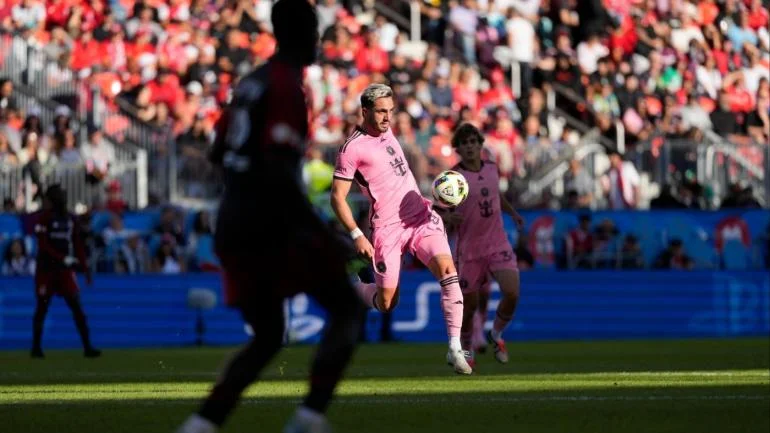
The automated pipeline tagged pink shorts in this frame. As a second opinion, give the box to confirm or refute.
[372,211,451,288]
[458,248,518,294]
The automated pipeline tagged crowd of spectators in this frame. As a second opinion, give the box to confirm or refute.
[0,0,768,212]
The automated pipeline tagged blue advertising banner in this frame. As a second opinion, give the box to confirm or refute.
[1,271,768,350]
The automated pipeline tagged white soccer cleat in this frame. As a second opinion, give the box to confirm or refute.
[446,349,473,375]
[175,414,217,433]
[283,407,332,433]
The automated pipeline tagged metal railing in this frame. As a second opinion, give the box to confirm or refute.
[1,159,146,212]
[0,30,162,206]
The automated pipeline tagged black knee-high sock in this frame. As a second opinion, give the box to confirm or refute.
[198,305,284,426]
[65,296,92,350]
[32,297,51,349]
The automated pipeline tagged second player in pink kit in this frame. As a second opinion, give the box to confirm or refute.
[331,84,473,375]
[440,123,524,367]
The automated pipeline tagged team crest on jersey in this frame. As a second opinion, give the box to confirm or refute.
[481,187,489,197]
[376,261,387,273]
[390,157,407,176]
[386,146,395,155]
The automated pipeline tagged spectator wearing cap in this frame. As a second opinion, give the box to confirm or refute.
[601,150,640,210]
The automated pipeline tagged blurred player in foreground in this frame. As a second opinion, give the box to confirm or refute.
[438,123,524,368]
[31,184,100,359]
[176,1,365,432]
[331,84,472,375]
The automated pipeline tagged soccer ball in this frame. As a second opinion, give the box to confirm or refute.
[432,170,469,208]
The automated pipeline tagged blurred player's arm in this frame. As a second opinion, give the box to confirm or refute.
[72,219,93,284]
[500,192,524,228]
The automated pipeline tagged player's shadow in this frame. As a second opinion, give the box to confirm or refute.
[3,385,768,433]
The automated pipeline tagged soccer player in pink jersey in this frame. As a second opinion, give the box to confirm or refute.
[439,123,524,367]
[331,84,472,375]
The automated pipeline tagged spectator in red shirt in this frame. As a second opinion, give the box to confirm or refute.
[355,31,389,74]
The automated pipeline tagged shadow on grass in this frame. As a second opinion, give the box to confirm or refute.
[1,385,768,433]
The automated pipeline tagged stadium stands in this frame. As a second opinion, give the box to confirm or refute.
[0,0,768,274]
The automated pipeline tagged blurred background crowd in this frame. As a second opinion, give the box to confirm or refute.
[0,0,768,274]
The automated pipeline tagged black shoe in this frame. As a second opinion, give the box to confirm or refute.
[31,347,45,359]
[84,348,102,358]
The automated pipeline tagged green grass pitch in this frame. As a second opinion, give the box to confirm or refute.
[1,338,768,433]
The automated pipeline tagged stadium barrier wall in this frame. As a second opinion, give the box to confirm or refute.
[0,271,768,350]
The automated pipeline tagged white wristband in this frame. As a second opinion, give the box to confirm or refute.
[350,227,364,240]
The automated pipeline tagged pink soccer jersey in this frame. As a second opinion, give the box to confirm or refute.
[334,127,431,228]
[453,161,510,261]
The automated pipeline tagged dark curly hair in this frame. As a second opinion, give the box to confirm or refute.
[451,123,485,148]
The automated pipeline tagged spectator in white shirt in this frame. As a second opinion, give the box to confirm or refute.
[506,6,535,98]
[602,151,640,210]
[81,125,115,184]
[577,32,609,75]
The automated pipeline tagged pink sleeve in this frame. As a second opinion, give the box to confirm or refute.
[334,144,358,180]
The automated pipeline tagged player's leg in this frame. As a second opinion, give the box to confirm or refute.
[457,259,485,366]
[60,271,100,357]
[486,253,520,364]
[181,299,284,432]
[411,214,471,374]
[178,261,286,433]
[473,277,491,354]
[287,271,365,431]
[359,226,403,313]
[31,290,52,358]
[62,293,101,357]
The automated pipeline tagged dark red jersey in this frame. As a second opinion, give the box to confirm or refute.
[33,210,88,274]
[209,58,334,252]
